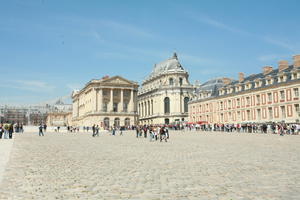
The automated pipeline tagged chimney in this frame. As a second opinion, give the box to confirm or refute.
[222,77,231,85]
[278,60,289,72]
[293,54,300,68]
[262,66,273,75]
[238,72,244,82]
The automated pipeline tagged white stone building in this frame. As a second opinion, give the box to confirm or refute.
[138,53,194,125]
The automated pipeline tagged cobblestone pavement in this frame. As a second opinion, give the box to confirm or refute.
[0,139,14,184]
[0,131,299,200]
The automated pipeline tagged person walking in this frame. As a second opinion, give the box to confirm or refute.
[95,125,99,137]
[43,124,47,132]
[92,124,96,137]
[3,123,9,139]
[0,124,3,139]
[136,126,140,138]
[39,124,44,136]
[8,123,14,139]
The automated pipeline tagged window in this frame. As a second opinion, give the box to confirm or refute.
[255,81,261,88]
[267,93,272,102]
[123,103,128,112]
[257,109,261,120]
[228,100,231,109]
[247,110,251,120]
[220,101,223,110]
[104,117,110,128]
[184,97,189,113]
[246,97,250,105]
[124,118,130,126]
[266,79,273,86]
[103,103,108,112]
[169,78,174,86]
[294,88,299,97]
[280,106,286,118]
[295,104,299,114]
[256,95,260,104]
[179,78,183,86]
[113,103,118,112]
[164,97,170,114]
[268,107,273,119]
[237,98,240,107]
[280,90,285,100]
[114,118,120,127]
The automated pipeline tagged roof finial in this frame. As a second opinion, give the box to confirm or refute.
[172,52,178,60]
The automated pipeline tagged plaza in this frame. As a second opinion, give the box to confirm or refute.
[0,130,299,200]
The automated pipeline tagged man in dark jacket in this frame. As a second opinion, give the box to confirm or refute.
[8,123,14,139]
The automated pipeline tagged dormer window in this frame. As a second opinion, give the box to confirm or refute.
[291,72,299,80]
[254,80,262,88]
[265,78,273,86]
[245,82,252,90]
[235,85,242,92]
[278,76,284,83]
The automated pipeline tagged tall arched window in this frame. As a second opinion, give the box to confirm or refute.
[184,97,189,113]
[104,117,110,129]
[114,118,120,127]
[169,78,174,86]
[164,97,170,114]
[124,118,130,126]
[179,77,183,86]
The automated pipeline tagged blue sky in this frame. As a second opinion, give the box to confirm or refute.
[1,0,300,105]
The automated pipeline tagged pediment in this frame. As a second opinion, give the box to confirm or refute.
[101,76,135,85]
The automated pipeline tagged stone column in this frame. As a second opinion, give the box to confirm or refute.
[95,88,98,112]
[108,89,113,112]
[119,89,124,112]
[99,89,103,112]
[129,89,134,113]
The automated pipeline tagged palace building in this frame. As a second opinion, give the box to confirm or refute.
[138,53,194,125]
[72,76,138,128]
[189,55,300,124]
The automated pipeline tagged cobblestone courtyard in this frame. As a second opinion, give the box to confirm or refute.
[0,131,299,200]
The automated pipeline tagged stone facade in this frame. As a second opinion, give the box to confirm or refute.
[46,112,72,126]
[72,76,138,128]
[138,53,194,125]
[189,55,300,124]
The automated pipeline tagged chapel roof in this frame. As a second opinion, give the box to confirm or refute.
[144,53,187,82]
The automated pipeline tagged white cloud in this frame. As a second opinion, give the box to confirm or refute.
[263,37,296,52]
[188,14,297,52]
[0,80,55,92]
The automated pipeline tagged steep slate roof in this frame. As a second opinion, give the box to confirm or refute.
[144,53,187,82]
[193,65,298,102]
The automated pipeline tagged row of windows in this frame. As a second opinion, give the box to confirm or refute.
[169,77,183,86]
[103,117,131,128]
[139,97,190,117]
[192,104,299,122]
[217,88,299,111]
[219,72,300,95]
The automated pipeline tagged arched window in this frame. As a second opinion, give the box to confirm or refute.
[124,118,130,126]
[184,97,189,113]
[164,97,170,114]
[169,78,174,86]
[104,117,110,129]
[114,118,120,127]
[179,77,183,86]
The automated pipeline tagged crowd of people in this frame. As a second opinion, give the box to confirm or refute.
[135,125,169,142]
[0,123,23,139]
[183,122,300,136]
